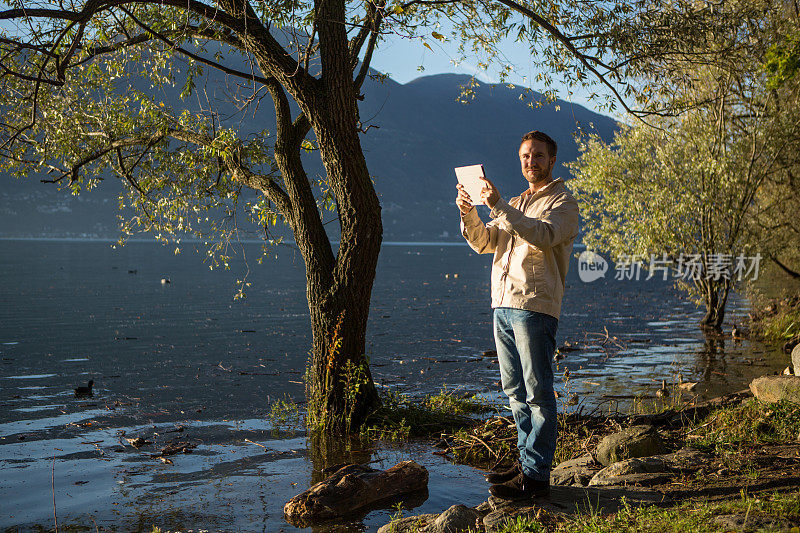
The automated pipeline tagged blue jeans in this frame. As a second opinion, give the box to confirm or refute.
[493,307,558,482]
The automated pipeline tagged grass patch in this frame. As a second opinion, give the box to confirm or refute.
[554,412,611,465]
[757,306,800,344]
[424,387,492,415]
[266,396,304,430]
[493,492,800,532]
[748,291,800,345]
[436,411,613,469]
[448,416,517,465]
[687,398,800,456]
[361,388,488,440]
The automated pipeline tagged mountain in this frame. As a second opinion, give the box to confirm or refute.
[0,62,618,240]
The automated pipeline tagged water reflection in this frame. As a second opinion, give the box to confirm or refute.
[301,432,430,532]
[309,432,375,484]
[699,332,728,384]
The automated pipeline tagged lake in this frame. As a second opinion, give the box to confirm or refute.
[0,240,786,531]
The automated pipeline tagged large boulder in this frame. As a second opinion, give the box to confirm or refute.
[550,454,601,486]
[595,425,668,466]
[792,343,800,375]
[749,375,800,404]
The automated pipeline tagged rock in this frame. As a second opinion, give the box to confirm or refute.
[588,457,670,486]
[657,448,713,472]
[550,454,601,486]
[588,447,712,487]
[749,375,800,404]
[482,485,665,530]
[589,472,675,487]
[793,343,800,375]
[379,513,439,533]
[428,505,484,533]
[483,502,541,531]
[378,505,485,533]
[284,461,428,525]
[594,456,668,476]
[595,425,668,466]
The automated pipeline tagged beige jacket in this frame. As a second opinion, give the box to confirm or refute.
[460,179,579,319]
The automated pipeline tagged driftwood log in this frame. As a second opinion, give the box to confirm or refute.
[283,460,428,525]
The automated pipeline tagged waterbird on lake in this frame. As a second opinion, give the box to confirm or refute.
[74,380,94,397]
[732,324,747,341]
[160,277,171,284]
[655,379,670,398]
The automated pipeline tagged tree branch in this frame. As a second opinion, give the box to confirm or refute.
[492,0,639,118]
[116,8,271,86]
[771,256,800,279]
[353,28,380,92]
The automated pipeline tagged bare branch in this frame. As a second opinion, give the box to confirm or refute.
[354,28,379,92]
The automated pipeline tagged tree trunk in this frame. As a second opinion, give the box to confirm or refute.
[271,93,382,433]
[244,0,382,433]
[292,0,384,433]
[305,275,382,432]
[698,277,731,330]
[302,118,383,431]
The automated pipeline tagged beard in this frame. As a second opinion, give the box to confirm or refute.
[526,162,552,184]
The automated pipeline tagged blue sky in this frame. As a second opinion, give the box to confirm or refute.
[370,29,614,116]
[0,7,613,117]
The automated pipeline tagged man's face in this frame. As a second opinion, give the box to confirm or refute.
[519,139,556,187]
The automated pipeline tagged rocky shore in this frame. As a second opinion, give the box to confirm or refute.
[285,365,800,532]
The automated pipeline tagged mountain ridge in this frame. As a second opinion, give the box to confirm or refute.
[0,67,618,240]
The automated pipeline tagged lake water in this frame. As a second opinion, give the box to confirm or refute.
[0,240,787,531]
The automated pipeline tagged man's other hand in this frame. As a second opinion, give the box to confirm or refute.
[480,177,501,209]
[456,184,474,214]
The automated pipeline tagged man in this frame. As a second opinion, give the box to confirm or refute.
[456,130,579,499]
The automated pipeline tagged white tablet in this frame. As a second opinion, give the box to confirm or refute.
[454,164,486,206]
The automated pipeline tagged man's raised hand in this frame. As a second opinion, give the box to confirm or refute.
[480,177,501,209]
[456,183,474,214]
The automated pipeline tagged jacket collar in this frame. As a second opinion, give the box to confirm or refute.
[518,178,564,201]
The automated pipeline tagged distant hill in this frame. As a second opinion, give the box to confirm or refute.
[0,60,618,240]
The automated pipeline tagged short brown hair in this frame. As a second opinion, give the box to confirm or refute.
[520,131,557,158]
